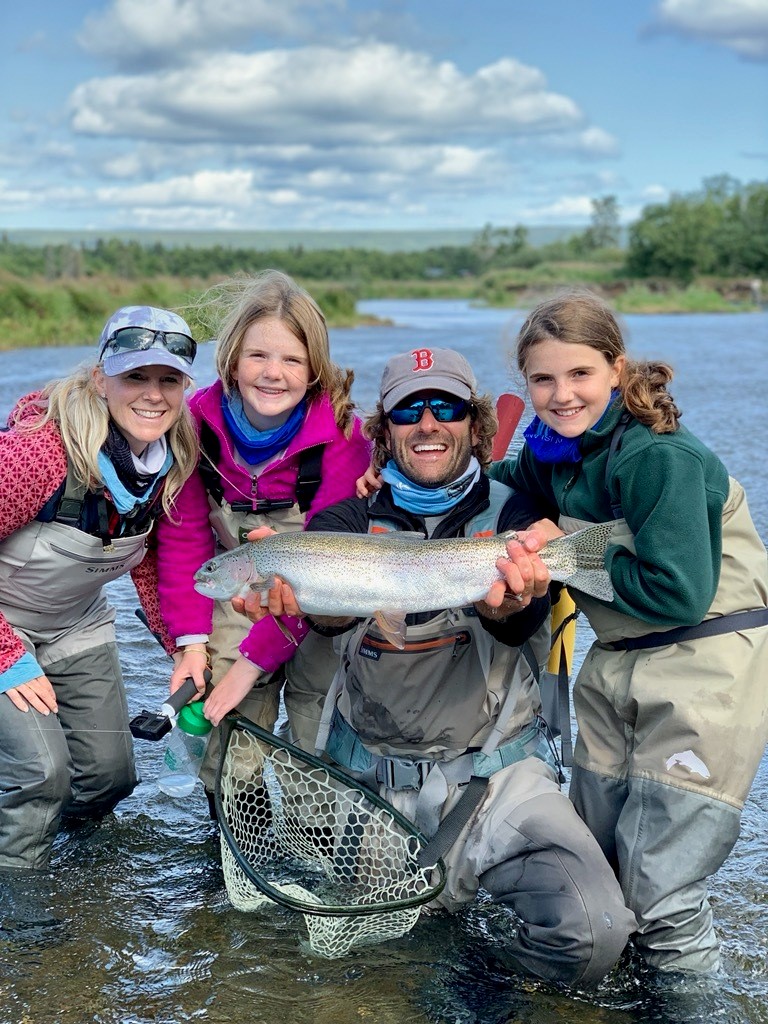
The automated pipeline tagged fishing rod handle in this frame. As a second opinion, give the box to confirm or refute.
[162,675,201,715]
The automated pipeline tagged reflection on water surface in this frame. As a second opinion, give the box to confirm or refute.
[1,302,766,1024]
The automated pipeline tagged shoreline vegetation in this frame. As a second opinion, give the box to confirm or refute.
[0,268,760,352]
[2,175,765,350]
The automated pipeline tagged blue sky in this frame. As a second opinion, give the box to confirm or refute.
[1,0,766,232]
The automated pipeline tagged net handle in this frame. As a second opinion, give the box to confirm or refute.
[215,715,447,917]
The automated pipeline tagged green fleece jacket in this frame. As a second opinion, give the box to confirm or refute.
[489,401,730,627]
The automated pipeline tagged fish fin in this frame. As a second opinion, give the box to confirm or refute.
[568,521,617,565]
[567,569,614,602]
[545,522,617,602]
[374,610,407,650]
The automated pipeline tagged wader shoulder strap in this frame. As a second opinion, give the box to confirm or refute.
[198,419,226,506]
[56,465,89,526]
[198,418,324,514]
[466,480,514,536]
[294,444,323,513]
[606,607,768,651]
[39,464,113,550]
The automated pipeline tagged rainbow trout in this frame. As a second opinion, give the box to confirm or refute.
[193,523,615,647]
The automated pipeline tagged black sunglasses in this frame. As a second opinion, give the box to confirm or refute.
[388,395,471,426]
[99,326,197,363]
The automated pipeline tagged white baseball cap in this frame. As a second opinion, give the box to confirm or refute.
[98,305,196,378]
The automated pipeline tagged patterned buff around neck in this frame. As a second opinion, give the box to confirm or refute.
[381,457,481,514]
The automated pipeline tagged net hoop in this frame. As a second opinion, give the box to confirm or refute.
[215,715,447,918]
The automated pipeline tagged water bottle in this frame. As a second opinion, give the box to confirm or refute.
[157,701,212,798]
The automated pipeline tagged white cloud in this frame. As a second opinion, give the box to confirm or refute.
[656,0,768,59]
[69,44,587,146]
[522,196,595,221]
[641,183,670,202]
[96,169,256,207]
[78,0,337,68]
[575,127,621,157]
[432,146,492,178]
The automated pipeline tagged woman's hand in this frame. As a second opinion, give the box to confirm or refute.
[356,464,382,499]
[203,656,261,727]
[170,647,209,697]
[4,675,57,714]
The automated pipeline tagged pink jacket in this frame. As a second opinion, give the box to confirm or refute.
[0,393,175,675]
[156,381,371,672]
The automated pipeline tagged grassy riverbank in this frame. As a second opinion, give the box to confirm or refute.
[0,265,759,350]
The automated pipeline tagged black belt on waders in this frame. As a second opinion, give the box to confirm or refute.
[603,607,768,652]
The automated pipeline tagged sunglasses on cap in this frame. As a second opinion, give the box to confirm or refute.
[388,395,471,426]
[99,326,197,363]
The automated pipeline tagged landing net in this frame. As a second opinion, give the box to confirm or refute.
[215,717,446,958]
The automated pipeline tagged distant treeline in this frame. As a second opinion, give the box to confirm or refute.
[2,176,766,287]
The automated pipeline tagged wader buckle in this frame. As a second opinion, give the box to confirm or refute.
[376,757,431,791]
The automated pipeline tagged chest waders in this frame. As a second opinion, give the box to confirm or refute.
[321,481,557,863]
[604,412,768,648]
[563,413,768,973]
[0,464,157,869]
[195,424,338,792]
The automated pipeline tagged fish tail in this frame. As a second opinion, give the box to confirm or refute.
[548,522,616,602]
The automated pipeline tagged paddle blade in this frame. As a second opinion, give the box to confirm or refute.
[492,393,526,460]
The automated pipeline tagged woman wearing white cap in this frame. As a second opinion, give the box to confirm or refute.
[0,305,199,871]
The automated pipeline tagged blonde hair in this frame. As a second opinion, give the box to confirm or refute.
[516,289,681,433]
[364,392,498,471]
[27,365,198,515]
[197,270,356,436]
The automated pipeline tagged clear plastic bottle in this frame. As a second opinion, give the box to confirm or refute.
[157,701,212,798]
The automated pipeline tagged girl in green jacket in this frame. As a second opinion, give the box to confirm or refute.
[490,289,768,976]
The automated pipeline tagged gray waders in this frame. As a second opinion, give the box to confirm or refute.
[0,519,147,870]
[561,483,768,973]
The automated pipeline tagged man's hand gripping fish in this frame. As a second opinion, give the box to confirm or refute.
[193,522,616,649]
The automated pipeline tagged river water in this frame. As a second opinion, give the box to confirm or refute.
[0,300,766,1024]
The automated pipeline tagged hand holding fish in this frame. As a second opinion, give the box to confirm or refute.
[481,535,552,614]
[525,518,566,543]
[230,526,293,623]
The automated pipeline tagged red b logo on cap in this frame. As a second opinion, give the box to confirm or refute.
[411,348,434,371]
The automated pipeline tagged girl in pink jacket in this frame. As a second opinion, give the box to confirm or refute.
[156,271,371,801]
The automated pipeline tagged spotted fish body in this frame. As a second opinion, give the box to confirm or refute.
[192,522,616,617]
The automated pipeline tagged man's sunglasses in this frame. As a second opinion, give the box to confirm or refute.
[99,327,197,363]
[388,395,471,426]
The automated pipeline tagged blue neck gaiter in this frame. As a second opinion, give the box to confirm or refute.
[221,390,306,466]
[381,457,481,514]
[523,391,620,465]
[97,446,173,515]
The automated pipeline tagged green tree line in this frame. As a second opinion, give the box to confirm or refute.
[2,175,765,286]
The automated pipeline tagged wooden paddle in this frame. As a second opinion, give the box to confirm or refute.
[492,393,526,460]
